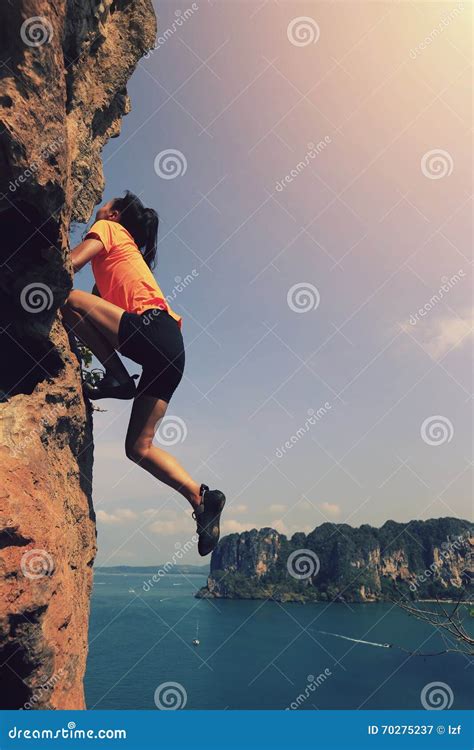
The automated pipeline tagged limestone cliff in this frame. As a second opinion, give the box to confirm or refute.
[0,0,156,709]
[197,518,473,603]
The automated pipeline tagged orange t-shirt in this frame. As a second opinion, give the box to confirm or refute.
[87,220,182,328]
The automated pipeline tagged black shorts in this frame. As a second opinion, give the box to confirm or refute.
[118,308,185,402]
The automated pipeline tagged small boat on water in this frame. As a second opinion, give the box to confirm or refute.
[192,620,200,646]
[128,588,136,593]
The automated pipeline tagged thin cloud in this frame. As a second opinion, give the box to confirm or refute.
[268,504,286,514]
[270,518,288,534]
[320,502,341,518]
[423,313,473,358]
[148,517,193,536]
[96,508,138,525]
[225,504,248,515]
[401,310,473,359]
[222,519,257,534]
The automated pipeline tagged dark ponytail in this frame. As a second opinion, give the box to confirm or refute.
[112,191,159,269]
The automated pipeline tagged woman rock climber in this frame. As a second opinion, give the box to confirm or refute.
[62,191,225,556]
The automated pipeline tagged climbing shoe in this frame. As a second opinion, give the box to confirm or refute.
[193,484,226,557]
[83,372,137,401]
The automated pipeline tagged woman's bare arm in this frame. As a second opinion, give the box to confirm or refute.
[71,238,104,272]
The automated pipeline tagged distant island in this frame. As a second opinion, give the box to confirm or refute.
[196,517,473,603]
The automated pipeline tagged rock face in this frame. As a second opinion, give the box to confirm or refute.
[209,528,282,578]
[197,518,473,603]
[0,0,156,709]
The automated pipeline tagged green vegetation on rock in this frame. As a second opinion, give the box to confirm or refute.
[196,518,472,603]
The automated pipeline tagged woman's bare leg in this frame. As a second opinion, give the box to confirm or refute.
[61,289,129,381]
[64,291,202,505]
[64,289,124,346]
[125,393,202,509]
[62,306,130,381]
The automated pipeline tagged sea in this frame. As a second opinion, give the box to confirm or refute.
[85,571,473,711]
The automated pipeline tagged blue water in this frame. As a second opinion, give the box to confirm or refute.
[85,572,473,710]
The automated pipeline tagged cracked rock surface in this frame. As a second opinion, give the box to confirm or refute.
[0,0,156,709]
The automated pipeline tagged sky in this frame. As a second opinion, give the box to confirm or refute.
[71,0,472,566]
